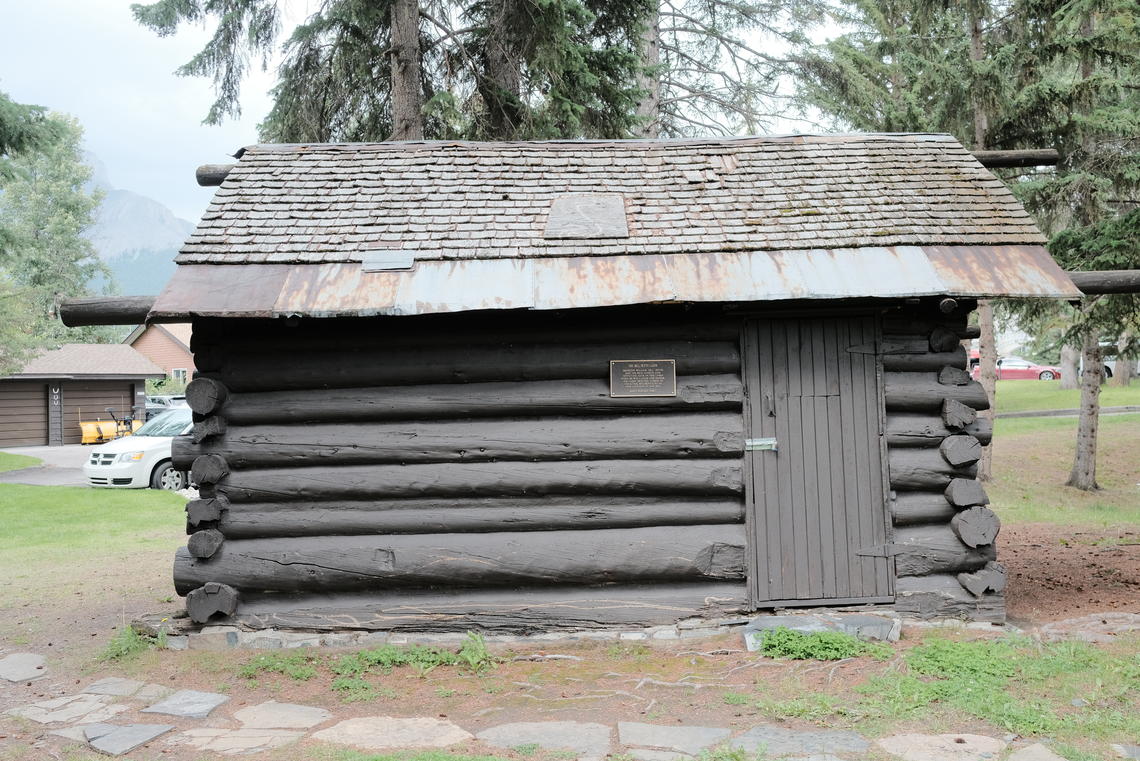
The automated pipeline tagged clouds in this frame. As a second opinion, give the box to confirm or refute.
[0,0,280,222]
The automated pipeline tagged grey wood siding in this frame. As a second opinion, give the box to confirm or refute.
[743,317,893,606]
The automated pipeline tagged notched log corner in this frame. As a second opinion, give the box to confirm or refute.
[185,582,239,624]
[188,528,226,559]
[945,477,989,507]
[192,416,227,443]
[940,435,982,467]
[191,454,229,486]
[186,496,230,527]
[942,398,978,430]
[694,542,746,579]
[186,377,229,416]
[957,561,1008,597]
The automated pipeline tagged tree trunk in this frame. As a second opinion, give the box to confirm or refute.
[1060,342,1080,389]
[976,300,997,481]
[1113,332,1134,387]
[969,14,989,149]
[1066,326,1102,490]
[634,9,661,138]
[481,0,523,138]
[389,0,423,140]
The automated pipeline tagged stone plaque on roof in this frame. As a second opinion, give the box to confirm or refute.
[544,194,629,239]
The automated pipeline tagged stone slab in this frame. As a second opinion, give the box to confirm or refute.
[1008,744,1068,761]
[1112,745,1140,760]
[49,722,117,743]
[87,723,175,756]
[478,721,612,760]
[743,613,900,651]
[84,677,144,697]
[233,700,332,729]
[730,725,869,755]
[312,716,473,750]
[877,733,1007,761]
[142,689,229,718]
[630,750,690,761]
[6,694,129,724]
[0,652,46,682]
[618,722,731,754]
[169,727,305,755]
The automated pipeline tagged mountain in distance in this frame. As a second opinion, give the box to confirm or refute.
[85,154,196,296]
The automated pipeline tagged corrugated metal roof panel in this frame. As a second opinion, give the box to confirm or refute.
[150,245,1081,320]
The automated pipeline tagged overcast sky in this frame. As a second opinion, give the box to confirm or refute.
[0,0,307,222]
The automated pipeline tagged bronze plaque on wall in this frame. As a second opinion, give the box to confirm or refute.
[609,359,677,398]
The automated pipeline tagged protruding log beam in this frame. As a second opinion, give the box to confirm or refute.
[174,413,744,469]
[889,447,978,489]
[940,435,982,467]
[938,367,972,386]
[191,454,229,487]
[186,377,228,416]
[186,496,229,527]
[188,528,225,559]
[891,525,996,576]
[216,497,745,539]
[943,398,979,429]
[885,373,990,412]
[223,582,752,632]
[929,326,961,353]
[197,374,743,426]
[58,296,155,327]
[895,574,1005,622]
[957,561,1008,597]
[196,163,236,187]
[951,506,1001,547]
[885,413,992,447]
[201,340,741,391]
[217,459,744,503]
[1066,269,1140,295]
[972,149,1059,168]
[185,582,239,623]
[174,524,748,594]
[892,492,958,526]
[882,346,967,372]
[945,477,989,507]
[882,316,970,336]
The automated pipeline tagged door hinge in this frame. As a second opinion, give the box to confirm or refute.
[745,437,778,452]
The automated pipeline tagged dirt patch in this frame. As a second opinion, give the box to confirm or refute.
[1001,522,1140,624]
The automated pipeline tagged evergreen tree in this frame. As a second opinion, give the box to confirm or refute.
[0,116,108,376]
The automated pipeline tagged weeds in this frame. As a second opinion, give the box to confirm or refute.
[330,676,397,703]
[238,652,319,681]
[99,626,156,661]
[751,627,892,660]
[332,633,498,678]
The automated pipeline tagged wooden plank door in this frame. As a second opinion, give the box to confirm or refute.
[743,317,893,606]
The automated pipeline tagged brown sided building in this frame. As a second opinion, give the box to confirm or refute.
[124,323,195,383]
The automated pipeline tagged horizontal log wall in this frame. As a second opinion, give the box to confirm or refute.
[882,299,1004,621]
[178,309,749,626]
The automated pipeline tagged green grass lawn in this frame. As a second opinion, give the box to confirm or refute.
[995,378,1140,413]
[0,484,185,606]
[0,451,42,472]
[989,413,1140,526]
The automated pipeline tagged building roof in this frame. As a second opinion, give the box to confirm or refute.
[124,323,192,350]
[6,344,165,380]
[152,135,1081,320]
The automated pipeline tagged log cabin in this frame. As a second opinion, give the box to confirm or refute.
[78,135,1084,631]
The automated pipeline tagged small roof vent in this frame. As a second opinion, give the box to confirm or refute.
[544,194,629,239]
[361,250,416,271]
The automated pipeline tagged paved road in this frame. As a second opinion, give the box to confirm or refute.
[0,444,89,487]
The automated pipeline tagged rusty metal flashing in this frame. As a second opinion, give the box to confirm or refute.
[148,245,1081,321]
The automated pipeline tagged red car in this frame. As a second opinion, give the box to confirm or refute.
[970,356,1062,380]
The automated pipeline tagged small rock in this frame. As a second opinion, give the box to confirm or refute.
[86,723,174,756]
[1008,743,1069,761]
[618,722,730,755]
[0,653,46,682]
[1070,698,1088,707]
[877,733,1006,761]
[233,700,332,729]
[478,721,612,759]
[142,689,229,719]
[313,717,473,750]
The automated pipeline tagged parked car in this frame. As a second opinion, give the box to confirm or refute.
[145,394,188,419]
[970,356,1062,380]
[83,408,192,490]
